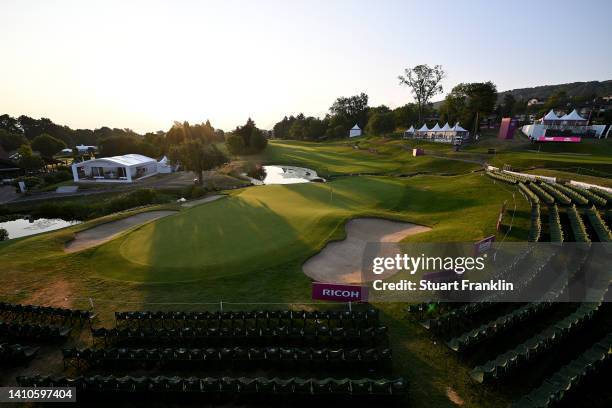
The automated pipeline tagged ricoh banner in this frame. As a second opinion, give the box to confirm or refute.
[359,242,611,303]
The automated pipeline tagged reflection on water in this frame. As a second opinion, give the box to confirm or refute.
[0,218,81,240]
[261,165,325,185]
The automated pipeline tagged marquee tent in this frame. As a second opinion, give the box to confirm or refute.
[72,154,158,183]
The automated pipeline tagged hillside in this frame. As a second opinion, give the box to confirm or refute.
[497,80,612,102]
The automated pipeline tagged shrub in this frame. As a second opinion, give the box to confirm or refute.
[0,228,8,241]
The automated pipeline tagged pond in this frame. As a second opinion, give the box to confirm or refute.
[251,165,325,185]
[0,218,82,240]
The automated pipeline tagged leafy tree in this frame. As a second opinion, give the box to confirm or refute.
[17,144,45,172]
[440,81,497,132]
[500,94,516,117]
[168,139,228,184]
[31,133,66,158]
[366,112,395,135]
[225,118,268,154]
[0,228,8,241]
[0,128,28,152]
[329,93,369,130]
[398,64,445,122]
[392,104,419,128]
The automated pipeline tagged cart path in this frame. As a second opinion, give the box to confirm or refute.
[64,211,177,253]
[302,218,431,284]
[181,194,225,208]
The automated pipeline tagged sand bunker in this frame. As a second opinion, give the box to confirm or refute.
[64,210,177,253]
[303,218,431,284]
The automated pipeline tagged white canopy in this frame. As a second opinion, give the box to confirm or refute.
[405,126,415,132]
[431,123,441,131]
[560,109,585,121]
[440,123,452,131]
[543,109,560,121]
[418,124,429,132]
[351,124,361,130]
[453,123,467,132]
[158,155,169,164]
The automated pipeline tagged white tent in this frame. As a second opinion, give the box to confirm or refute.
[542,109,561,121]
[560,109,585,121]
[453,123,468,132]
[72,154,158,183]
[349,124,362,138]
[418,124,430,132]
[157,155,174,174]
[440,123,452,131]
[403,126,415,138]
[431,123,441,132]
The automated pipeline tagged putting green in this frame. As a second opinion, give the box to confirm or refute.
[88,174,528,283]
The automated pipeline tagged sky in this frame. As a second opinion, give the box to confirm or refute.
[1,0,611,133]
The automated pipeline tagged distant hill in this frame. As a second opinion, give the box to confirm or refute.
[496,80,612,103]
[432,80,612,107]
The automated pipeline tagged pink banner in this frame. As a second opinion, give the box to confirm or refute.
[312,282,368,302]
[537,136,581,143]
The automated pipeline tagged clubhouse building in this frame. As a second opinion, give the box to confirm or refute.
[404,122,469,144]
[71,154,159,183]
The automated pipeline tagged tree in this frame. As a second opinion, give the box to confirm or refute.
[329,93,369,130]
[250,128,268,151]
[31,133,66,158]
[0,228,8,241]
[225,118,268,154]
[398,64,445,123]
[440,81,497,132]
[0,128,28,152]
[17,144,45,172]
[225,134,245,156]
[168,139,228,184]
[366,112,395,135]
[501,94,516,117]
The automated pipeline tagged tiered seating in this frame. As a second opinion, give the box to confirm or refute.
[0,321,71,341]
[548,205,564,242]
[589,187,612,203]
[0,343,39,364]
[529,202,541,242]
[63,346,391,369]
[519,182,540,204]
[115,309,379,329]
[551,183,588,206]
[527,183,554,205]
[0,302,94,325]
[585,205,612,242]
[512,333,612,408]
[470,284,610,383]
[565,185,607,207]
[91,325,388,347]
[566,205,591,243]
[16,375,407,398]
[486,171,519,184]
[538,183,571,206]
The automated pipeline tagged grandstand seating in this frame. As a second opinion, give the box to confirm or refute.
[0,321,71,341]
[16,374,407,398]
[114,309,379,329]
[63,346,392,370]
[512,333,612,408]
[0,302,94,325]
[0,343,39,364]
[91,325,388,347]
[470,284,610,383]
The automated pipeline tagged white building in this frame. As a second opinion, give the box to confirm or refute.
[349,124,362,138]
[71,154,158,183]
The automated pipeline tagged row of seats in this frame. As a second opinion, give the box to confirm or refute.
[0,343,39,363]
[115,309,379,328]
[0,321,71,341]
[91,326,388,347]
[16,375,407,396]
[512,333,612,408]
[0,302,93,322]
[470,301,605,383]
[63,346,391,367]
